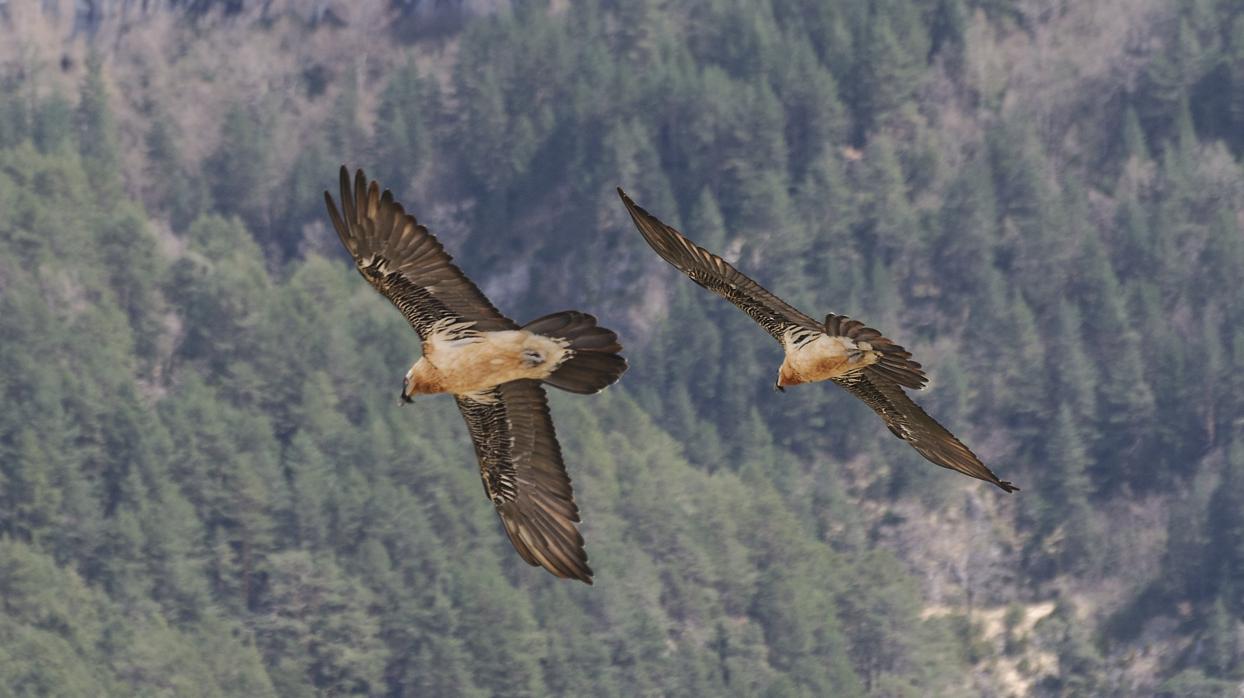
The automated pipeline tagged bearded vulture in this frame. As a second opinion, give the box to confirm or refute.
[325,167,628,583]
[618,188,1015,493]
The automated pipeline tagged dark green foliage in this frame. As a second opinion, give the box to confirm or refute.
[76,53,121,200]
[373,60,434,188]
[204,104,272,238]
[1039,407,1098,574]
[1201,597,1239,678]
[0,78,30,149]
[1156,669,1237,698]
[145,103,207,231]
[0,0,1242,692]
[848,6,923,141]
[34,94,74,154]
[1208,441,1244,613]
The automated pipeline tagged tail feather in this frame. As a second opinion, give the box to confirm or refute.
[825,313,927,390]
[523,311,627,394]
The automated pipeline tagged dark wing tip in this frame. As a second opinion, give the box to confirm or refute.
[617,187,641,214]
[616,189,654,223]
[997,480,1020,493]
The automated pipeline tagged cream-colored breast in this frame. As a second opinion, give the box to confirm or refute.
[784,333,875,382]
[425,330,569,394]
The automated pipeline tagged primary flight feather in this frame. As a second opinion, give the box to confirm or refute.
[325,167,628,583]
[618,188,1016,493]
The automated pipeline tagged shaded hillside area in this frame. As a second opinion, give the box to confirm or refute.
[1,0,1244,695]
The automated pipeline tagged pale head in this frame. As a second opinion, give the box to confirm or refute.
[401,358,444,402]
[776,360,803,392]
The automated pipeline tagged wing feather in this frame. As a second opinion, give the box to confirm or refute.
[455,380,593,583]
[325,166,516,339]
[835,369,1017,492]
[618,188,821,342]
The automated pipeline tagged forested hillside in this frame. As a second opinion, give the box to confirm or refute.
[1,0,1243,695]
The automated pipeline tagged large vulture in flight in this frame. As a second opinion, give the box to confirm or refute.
[325,167,627,583]
[617,188,1016,493]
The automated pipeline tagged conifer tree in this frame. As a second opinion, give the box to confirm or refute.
[77,53,121,200]
[1209,440,1244,611]
[1045,406,1098,573]
[850,10,920,139]
[935,153,997,298]
[856,133,917,263]
[34,94,73,154]
[774,34,848,180]
[205,104,272,234]
[1140,17,1206,143]
[0,77,29,148]
[1202,596,1237,677]
[375,60,434,187]
[144,106,205,231]
[1120,105,1151,163]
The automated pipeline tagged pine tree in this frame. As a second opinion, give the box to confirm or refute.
[686,187,728,253]
[774,34,848,180]
[1044,301,1098,430]
[276,142,335,257]
[3,429,61,544]
[451,571,547,697]
[1044,406,1099,573]
[34,94,74,154]
[1209,440,1244,611]
[0,76,29,148]
[850,10,920,139]
[374,60,434,187]
[254,552,387,694]
[1074,234,1156,482]
[1120,105,1151,163]
[856,133,918,264]
[934,153,997,298]
[456,63,531,193]
[1227,15,1244,153]
[285,433,334,550]
[1114,191,1154,281]
[1202,596,1237,677]
[144,105,205,230]
[77,53,121,200]
[1140,17,1206,145]
[204,103,272,235]
[930,0,969,70]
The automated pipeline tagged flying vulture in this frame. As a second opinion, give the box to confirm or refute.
[325,167,627,583]
[618,188,1016,493]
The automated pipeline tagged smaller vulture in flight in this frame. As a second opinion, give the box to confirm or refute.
[618,189,1016,493]
[325,167,627,583]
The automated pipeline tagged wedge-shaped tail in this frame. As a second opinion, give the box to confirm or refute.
[825,313,927,390]
[523,311,628,394]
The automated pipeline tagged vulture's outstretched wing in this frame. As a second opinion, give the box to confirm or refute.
[456,380,593,583]
[834,369,1017,492]
[325,167,517,339]
[618,188,822,343]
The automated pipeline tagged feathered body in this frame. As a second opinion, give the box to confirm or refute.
[778,332,877,388]
[405,325,571,397]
